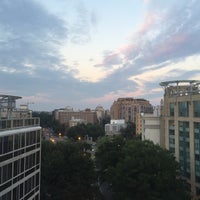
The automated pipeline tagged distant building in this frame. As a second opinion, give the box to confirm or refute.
[0,95,41,199]
[105,119,126,136]
[110,98,153,135]
[54,107,106,126]
[69,117,87,127]
[141,106,161,145]
[160,80,200,198]
[95,105,105,123]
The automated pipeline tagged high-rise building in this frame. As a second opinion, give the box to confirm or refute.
[0,95,41,200]
[160,80,200,198]
[110,98,153,135]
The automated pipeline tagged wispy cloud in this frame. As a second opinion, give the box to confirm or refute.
[0,0,200,110]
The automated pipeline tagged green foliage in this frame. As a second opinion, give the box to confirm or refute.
[67,123,105,141]
[120,121,136,139]
[32,112,65,134]
[32,111,53,128]
[41,140,102,200]
[95,138,191,200]
[95,136,126,176]
[100,115,111,127]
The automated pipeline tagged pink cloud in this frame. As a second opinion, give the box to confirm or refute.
[103,53,122,66]
[153,33,188,58]
[137,12,158,35]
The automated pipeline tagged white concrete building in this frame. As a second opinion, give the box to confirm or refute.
[141,106,160,145]
[105,119,126,136]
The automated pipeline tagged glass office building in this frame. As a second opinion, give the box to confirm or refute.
[0,95,41,200]
[160,80,200,198]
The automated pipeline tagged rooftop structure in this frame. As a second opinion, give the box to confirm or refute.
[0,95,22,119]
[160,80,200,97]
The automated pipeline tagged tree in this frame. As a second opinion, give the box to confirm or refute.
[32,112,65,135]
[32,111,53,128]
[95,139,191,200]
[120,121,136,139]
[95,136,125,170]
[41,140,102,200]
[67,123,105,141]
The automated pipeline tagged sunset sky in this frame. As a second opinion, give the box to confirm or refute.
[0,0,200,111]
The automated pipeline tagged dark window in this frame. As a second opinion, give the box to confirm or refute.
[170,103,175,116]
[178,102,189,117]
[194,101,200,117]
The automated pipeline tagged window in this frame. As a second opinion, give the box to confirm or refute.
[178,102,189,117]
[169,103,175,116]
[14,134,21,150]
[194,101,200,117]
[3,136,13,154]
[2,163,12,183]
[179,121,190,178]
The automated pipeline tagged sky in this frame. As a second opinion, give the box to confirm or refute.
[0,0,200,111]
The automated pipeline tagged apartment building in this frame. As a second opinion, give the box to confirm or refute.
[160,80,200,198]
[0,95,41,200]
[54,108,99,125]
[110,98,153,135]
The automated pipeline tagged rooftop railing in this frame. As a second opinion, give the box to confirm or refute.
[0,118,40,131]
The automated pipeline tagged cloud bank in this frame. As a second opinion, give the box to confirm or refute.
[0,0,199,110]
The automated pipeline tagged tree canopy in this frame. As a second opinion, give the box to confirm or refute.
[120,121,136,139]
[67,123,105,141]
[32,111,65,134]
[95,137,190,200]
[41,140,102,200]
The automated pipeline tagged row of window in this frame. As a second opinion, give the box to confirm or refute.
[169,121,200,181]
[0,151,40,185]
[0,131,40,155]
[0,173,40,200]
[0,118,40,130]
[169,100,200,117]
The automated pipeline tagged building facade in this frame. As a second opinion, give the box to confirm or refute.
[110,98,153,135]
[160,80,200,198]
[105,119,126,136]
[54,108,99,125]
[0,95,41,200]
[141,106,161,145]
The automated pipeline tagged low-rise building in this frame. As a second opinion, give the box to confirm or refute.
[105,119,126,136]
[54,107,99,125]
[141,106,161,145]
[69,117,87,127]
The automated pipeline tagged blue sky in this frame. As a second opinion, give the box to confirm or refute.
[0,0,200,111]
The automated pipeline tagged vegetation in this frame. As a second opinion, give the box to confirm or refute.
[67,123,105,141]
[41,140,102,200]
[32,111,65,135]
[38,111,191,199]
[95,136,191,200]
[120,121,136,139]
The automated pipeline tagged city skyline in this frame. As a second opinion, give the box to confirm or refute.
[0,0,200,111]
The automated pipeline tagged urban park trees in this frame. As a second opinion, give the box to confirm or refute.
[95,137,190,200]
